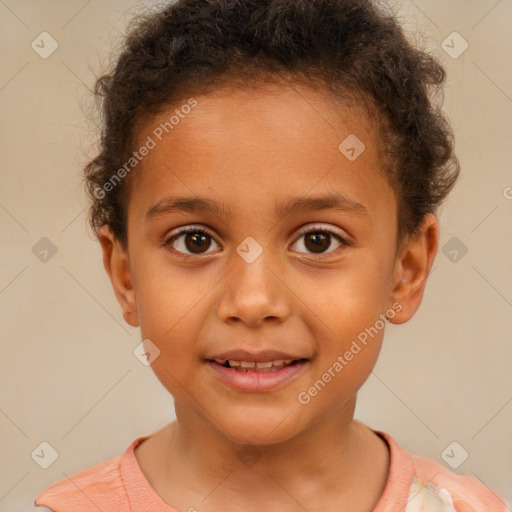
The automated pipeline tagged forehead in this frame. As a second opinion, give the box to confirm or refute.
[128,83,394,223]
[146,82,373,149]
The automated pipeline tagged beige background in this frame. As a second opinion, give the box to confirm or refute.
[1,0,511,510]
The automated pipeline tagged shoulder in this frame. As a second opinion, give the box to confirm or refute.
[374,430,507,512]
[409,448,507,512]
[34,443,134,512]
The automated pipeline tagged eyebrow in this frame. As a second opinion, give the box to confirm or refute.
[145,193,368,220]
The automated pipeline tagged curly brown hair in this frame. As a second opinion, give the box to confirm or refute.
[83,0,459,250]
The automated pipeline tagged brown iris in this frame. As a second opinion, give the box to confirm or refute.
[304,232,331,253]
[185,232,212,254]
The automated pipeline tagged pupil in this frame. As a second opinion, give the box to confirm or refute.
[305,232,331,253]
[185,233,211,253]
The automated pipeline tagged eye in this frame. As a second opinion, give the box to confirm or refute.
[290,225,349,256]
[163,226,221,256]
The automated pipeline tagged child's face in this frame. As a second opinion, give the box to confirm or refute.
[100,83,437,444]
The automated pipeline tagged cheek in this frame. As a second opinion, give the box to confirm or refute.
[132,262,213,381]
[134,255,209,334]
[137,287,210,400]
[290,251,393,389]
[297,254,392,333]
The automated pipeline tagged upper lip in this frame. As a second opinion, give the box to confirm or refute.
[208,349,306,362]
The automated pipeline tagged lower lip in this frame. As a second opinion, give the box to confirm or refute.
[206,360,308,392]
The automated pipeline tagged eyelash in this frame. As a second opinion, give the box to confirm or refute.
[163,225,349,259]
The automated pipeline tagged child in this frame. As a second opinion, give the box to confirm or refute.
[35,0,507,511]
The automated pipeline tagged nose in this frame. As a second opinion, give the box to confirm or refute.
[216,247,292,327]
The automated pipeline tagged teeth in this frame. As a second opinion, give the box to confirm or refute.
[255,361,273,368]
[213,358,299,371]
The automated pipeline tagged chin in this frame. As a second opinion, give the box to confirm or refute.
[212,404,305,446]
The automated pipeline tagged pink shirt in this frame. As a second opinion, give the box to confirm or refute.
[34,430,507,511]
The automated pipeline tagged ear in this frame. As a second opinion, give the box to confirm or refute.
[387,214,439,324]
[97,225,139,327]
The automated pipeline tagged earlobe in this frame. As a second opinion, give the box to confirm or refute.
[97,225,139,327]
[388,214,439,325]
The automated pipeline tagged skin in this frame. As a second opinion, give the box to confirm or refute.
[98,83,439,512]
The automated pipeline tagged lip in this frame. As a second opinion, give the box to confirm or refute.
[206,358,309,393]
[208,349,302,362]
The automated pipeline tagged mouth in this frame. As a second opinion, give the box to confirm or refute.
[205,351,310,392]
[211,358,307,372]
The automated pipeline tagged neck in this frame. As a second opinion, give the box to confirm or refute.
[146,396,389,511]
